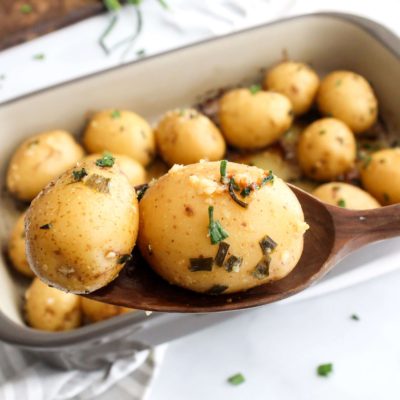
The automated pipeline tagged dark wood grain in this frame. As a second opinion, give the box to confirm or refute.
[86,185,400,312]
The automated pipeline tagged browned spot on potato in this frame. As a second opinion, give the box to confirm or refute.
[184,204,194,216]
[290,84,299,94]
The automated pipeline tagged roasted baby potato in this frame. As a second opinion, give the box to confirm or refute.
[138,161,308,294]
[83,110,155,166]
[25,154,139,294]
[25,278,81,331]
[6,130,84,201]
[317,71,378,133]
[219,88,293,149]
[264,61,320,115]
[297,118,356,181]
[313,182,381,210]
[155,108,226,166]
[81,297,133,323]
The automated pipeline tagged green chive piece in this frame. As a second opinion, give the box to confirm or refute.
[157,0,169,9]
[317,363,333,377]
[205,284,228,295]
[72,168,88,182]
[249,84,261,94]
[96,152,115,167]
[118,254,132,264]
[351,314,360,321]
[136,49,146,57]
[33,53,45,61]
[103,0,122,11]
[110,110,121,119]
[208,206,229,245]
[227,373,245,386]
[127,0,142,5]
[220,160,229,184]
[337,199,346,208]
[383,193,390,203]
[20,4,33,14]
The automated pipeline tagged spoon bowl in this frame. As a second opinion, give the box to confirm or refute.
[86,185,400,312]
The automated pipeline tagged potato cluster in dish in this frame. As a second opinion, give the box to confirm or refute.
[4,60,397,330]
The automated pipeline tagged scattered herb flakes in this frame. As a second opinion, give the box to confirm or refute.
[40,223,52,230]
[85,174,111,193]
[260,172,274,187]
[228,180,248,208]
[136,184,149,201]
[337,198,346,208]
[127,0,142,5]
[249,84,261,94]
[362,155,372,169]
[317,363,333,377]
[208,206,229,245]
[240,186,252,197]
[20,3,33,14]
[383,193,390,203]
[319,129,326,135]
[253,255,271,279]
[259,235,277,254]
[220,159,229,184]
[205,284,228,295]
[351,314,360,321]
[96,152,115,167]
[227,373,245,386]
[225,255,242,272]
[33,53,45,61]
[103,0,122,11]
[189,257,213,272]
[136,49,146,57]
[110,109,121,119]
[118,254,132,264]
[215,241,230,266]
[72,168,88,182]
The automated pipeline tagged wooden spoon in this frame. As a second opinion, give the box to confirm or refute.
[86,185,400,312]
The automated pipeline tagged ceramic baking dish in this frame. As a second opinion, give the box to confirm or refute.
[0,12,399,370]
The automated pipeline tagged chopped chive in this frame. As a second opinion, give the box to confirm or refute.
[110,109,121,119]
[103,0,122,11]
[317,363,333,377]
[157,0,169,9]
[96,152,115,167]
[85,174,110,193]
[259,235,277,254]
[136,184,149,201]
[215,242,230,266]
[208,206,229,245]
[189,257,213,272]
[260,172,274,187]
[227,373,245,385]
[228,180,248,208]
[205,284,228,295]
[20,4,33,14]
[33,53,45,61]
[136,49,146,57]
[383,193,390,203]
[362,155,372,169]
[351,314,360,321]
[40,223,52,230]
[249,84,261,94]
[240,186,252,197]
[337,199,346,208]
[72,168,88,182]
[253,255,271,279]
[225,255,242,272]
[118,254,132,264]
[220,160,229,184]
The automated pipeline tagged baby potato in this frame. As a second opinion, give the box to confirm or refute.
[317,71,378,133]
[25,278,81,331]
[264,61,320,115]
[155,108,226,166]
[297,118,356,181]
[25,154,139,294]
[81,297,133,323]
[138,161,309,294]
[219,88,293,149]
[6,130,84,201]
[83,154,146,186]
[312,182,381,210]
[360,148,400,205]
[83,110,155,166]
[7,213,34,278]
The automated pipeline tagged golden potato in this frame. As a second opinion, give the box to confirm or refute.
[81,297,133,323]
[219,88,293,149]
[7,213,34,278]
[264,61,320,115]
[155,108,226,166]
[25,154,139,294]
[317,71,378,133]
[83,154,146,186]
[25,278,81,331]
[312,182,381,209]
[83,110,155,166]
[138,161,308,294]
[6,130,84,201]
[297,118,356,181]
[360,148,400,205]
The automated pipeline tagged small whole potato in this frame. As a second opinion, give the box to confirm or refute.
[317,71,378,133]
[155,108,226,166]
[297,118,356,181]
[81,297,133,323]
[138,161,308,294]
[312,182,381,210]
[6,130,84,201]
[83,110,155,166]
[25,278,81,331]
[83,154,146,186]
[360,148,400,205]
[7,213,34,278]
[25,154,139,294]
[219,88,293,149]
[264,61,320,115]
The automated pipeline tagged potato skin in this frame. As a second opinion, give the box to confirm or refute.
[360,148,400,205]
[81,297,133,323]
[25,159,139,294]
[155,109,226,166]
[138,162,308,294]
[312,182,381,210]
[7,213,34,278]
[25,278,81,331]
[297,118,356,181]
[264,61,320,115]
[6,130,84,201]
[317,71,378,133]
[83,110,155,166]
[83,154,146,186]
[219,88,293,149]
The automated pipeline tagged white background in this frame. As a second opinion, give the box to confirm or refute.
[1,1,400,399]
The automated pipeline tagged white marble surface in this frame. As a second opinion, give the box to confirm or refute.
[1,0,400,399]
